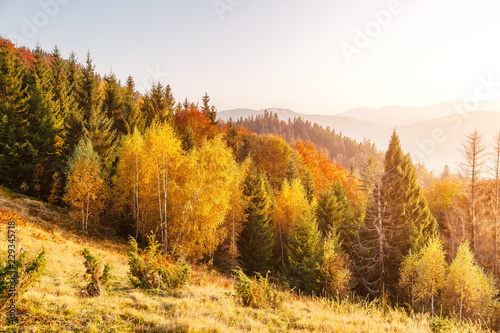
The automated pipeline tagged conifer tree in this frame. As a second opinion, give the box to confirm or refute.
[355,140,428,297]
[122,76,144,134]
[0,40,34,188]
[331,181,358,250]
[361,155,382,199]
[79,52,118,173]
[164,84,176,115]
[64,51,84,151]
[379,130,437,291]
[303,168,316,203]
[142,82,174,126]
[102,72,126,134]
[238,168,275,276]
[285,208,322,294]
[316,186,340,237]
[181,125,196,151]
[50,46,74,127]
[202,92,211,118]
[26,45,61,196]
[285,152,300,182]
[355,176,393,297]
[201,92,218,125]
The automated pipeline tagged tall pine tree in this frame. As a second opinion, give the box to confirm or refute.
[78,52,117,174]
[379,130,437,293]
[142,82,174,126]
[63,51,85,152]
[0,40,34,189]
[238,168,275,276]
[122,76,144,134]
[285,207,322,294]
[25,45,61,197]
[102,72,126,135]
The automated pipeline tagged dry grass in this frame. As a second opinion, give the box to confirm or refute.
[0,190,492,332]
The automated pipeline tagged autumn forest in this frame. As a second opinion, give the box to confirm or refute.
[2,37,500,330]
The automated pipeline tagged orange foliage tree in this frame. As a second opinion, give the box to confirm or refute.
[174,104,220,147]
[294,140,363,203]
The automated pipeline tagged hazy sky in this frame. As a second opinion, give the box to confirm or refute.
[1,0,500,115]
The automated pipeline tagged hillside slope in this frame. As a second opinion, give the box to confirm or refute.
[0,190,487,332]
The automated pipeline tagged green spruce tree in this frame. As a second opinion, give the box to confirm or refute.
[285,208,322,294]
[0,40,34,189]
[26,45,61,197]
[122,76,144,134]
[102,72,126,135]
[142,82,174,126]
[316,186,340,237]
[78,52,118,174]
[201,92,218,125]
[63,51,84,151]
[380,130,438,293]
[238,168,275,276]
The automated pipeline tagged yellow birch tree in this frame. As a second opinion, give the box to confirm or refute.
[64,139,106,233]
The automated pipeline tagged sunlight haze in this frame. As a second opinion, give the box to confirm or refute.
[1,0,500,114]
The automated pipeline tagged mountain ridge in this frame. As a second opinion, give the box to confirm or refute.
[219,105,500,172]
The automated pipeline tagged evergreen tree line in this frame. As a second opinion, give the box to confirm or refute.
[233,109,384,171]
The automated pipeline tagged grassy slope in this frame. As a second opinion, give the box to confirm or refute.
[0,189,490,332]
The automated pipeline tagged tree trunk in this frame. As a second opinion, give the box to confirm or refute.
[135,151,140,240]
[377,183,385,289]
[431,288,434,317]
[162,152,168,255]
[155,155,164,252]
[231,206,236,270]
[85,194,90,234]
[279,223,284,266]
[81,206,85,232]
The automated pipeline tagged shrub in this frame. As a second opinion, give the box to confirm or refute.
[82,248,112,296]
[320,230,352,301]
[0,247,46,322]
[128,235,191,290]
[234,268,284,309]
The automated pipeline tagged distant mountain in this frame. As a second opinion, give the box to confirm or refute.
[338,100,500,126]
[219,107,500,173]
[369,111,500,172]
[218,108,390,143]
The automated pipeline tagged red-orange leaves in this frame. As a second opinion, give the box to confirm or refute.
[294,140,363,203]
[175,105,220,147]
